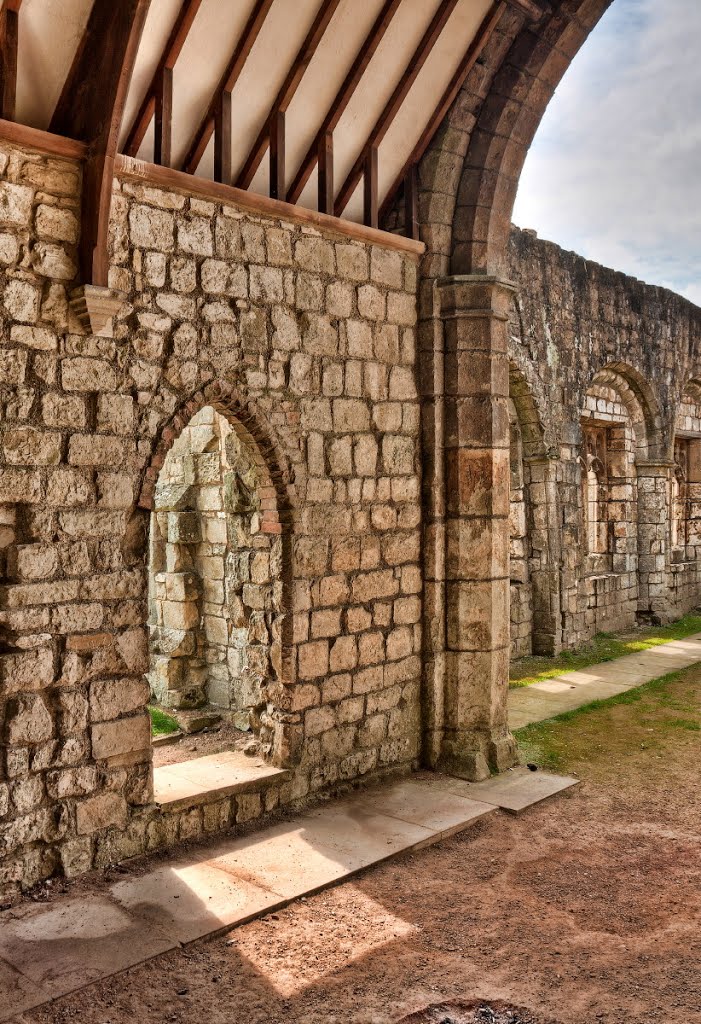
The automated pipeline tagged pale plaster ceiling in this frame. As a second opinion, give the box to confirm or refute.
[14,0,493,224]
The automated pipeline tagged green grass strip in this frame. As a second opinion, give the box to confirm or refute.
[510,613,701,689]
[511,671,687,770]
[149,705,180,736]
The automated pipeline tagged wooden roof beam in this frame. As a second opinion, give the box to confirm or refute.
[123,0,203,161]
[0,0,22,122]
[286,0,403,207]
[235,0,342,195]
[334,0,460,218]
[50,0,151,288]
[379,1,506,224]
[180,0,275,176]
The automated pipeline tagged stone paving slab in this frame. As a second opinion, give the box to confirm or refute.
[465,766,579,813]
[0,958,52,1018]
[0,770,576,1018]
[110,860,282,945]
[0,895,176,1014]
[509,635,701,728]
[355,778,495,836]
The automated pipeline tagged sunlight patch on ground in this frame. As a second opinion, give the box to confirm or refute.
[229,886,417,998]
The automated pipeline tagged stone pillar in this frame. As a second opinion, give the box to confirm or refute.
[524,454,563,656]
[436,275,518,780]
[637,460,674,623]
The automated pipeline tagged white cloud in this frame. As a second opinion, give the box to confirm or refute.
[512,0,701,307]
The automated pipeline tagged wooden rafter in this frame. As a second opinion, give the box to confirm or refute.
[235,0,342,195]
[0,0,22,122]
[334,0,460,218]
[502,0,547,21]
[51,0,151,286]
[379,1,506,224]
[286,0,403,207]
[181,0,275,176]
[123,0,203,162]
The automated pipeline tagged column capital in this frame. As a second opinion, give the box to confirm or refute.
[637,460,675,474]
[437,275,517,322]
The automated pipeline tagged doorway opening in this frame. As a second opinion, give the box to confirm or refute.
[147,405,284,747]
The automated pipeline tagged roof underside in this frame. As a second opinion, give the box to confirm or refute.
[12,0,498,224]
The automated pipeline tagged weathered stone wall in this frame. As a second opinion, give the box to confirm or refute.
[2,131,701,892]
[0,139,421,895]
[508,401,533,659]
[508,226,701,653]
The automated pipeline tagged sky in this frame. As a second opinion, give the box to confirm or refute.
[512,0,701,307]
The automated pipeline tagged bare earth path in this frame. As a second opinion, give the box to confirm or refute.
[15,665,701,1024]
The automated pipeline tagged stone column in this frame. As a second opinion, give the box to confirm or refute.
[636,460,674,623]
[524,454,563,656]
[436,275,518,780]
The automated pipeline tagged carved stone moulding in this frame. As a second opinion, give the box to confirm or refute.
[69,284,128,337]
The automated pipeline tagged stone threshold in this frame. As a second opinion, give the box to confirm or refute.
[0,768,577,1018]
[153,749,290,810]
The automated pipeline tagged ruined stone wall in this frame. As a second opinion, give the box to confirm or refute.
[0,139,421,894]
[508,401,533,659]
[508,227,701,652]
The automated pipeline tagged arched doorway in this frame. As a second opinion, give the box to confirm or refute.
[669,381,701,609]
[147,404,285,747]
[578,363,663,634]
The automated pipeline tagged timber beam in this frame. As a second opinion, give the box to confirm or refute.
[50,0,151,294]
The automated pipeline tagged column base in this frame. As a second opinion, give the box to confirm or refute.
[435,726,518,781]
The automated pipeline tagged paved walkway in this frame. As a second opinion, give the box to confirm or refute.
[508,633,701,729]
[0,768,576,1018]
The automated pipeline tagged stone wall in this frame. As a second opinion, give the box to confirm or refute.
[508,227,701,653]
[2,131,701,892]
[0,139,422,895]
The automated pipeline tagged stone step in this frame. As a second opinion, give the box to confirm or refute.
[153,749,289,810]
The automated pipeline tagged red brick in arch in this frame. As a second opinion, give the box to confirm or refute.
[138,379,297,532]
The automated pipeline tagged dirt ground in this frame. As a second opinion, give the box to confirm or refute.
[152,719,250,768]
[17,667,701,1024]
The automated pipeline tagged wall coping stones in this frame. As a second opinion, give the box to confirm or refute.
[115,155,425,259]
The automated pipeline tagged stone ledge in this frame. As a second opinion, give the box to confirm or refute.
[153,750,290,811]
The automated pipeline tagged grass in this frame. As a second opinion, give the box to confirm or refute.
[148,705,180,737]
[509,612,701,689]
[514,665,701,776]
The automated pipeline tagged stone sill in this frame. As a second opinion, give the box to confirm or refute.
[153,750,290,811]
[152,730,184,747]
[585,572,632,581]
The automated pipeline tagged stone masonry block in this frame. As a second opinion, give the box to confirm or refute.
[91,714,150,760]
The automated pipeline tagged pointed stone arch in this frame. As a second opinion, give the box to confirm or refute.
[139,379,297,522]
[139,380,298,766]
[587,361,664,462]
